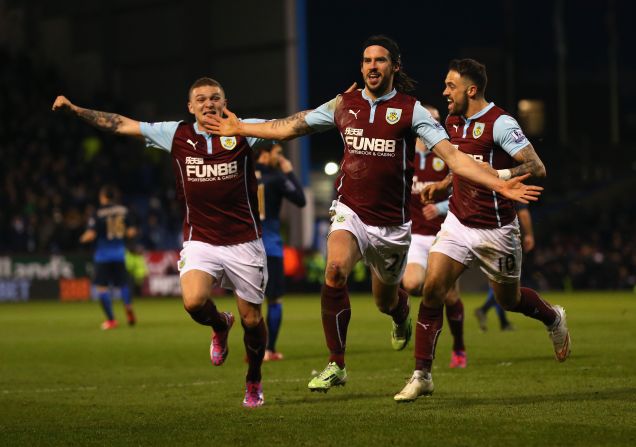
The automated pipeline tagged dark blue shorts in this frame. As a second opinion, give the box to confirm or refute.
[265,256,285,300]
[94,261,128,287]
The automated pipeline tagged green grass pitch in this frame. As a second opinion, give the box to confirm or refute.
[1,292,635,446]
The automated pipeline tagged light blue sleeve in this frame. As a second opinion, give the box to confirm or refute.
[139,121,181,152]
[412,101,449,150]
[304,96,338,132]
[435,200,449,216]
[493,115,530,157]
[241,118,274,148]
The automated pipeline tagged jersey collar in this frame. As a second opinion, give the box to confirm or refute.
[194,122,212,138]
[463,102,495,122]
[361,88,397,106]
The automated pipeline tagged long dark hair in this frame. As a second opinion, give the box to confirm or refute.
[361,35,417,93]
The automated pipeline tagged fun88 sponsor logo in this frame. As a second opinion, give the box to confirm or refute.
[345,135,396,153]
[186,161,238,181]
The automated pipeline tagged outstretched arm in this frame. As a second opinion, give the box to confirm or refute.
[431,139,542,203]
[202,83,357,140]
[52,95,142,137]
[203,107,315,141]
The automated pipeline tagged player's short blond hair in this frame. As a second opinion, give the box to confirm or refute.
[188,77,225,99]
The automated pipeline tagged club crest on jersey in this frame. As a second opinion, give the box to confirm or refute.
[335,214,346,223]
[432,157,445,172]
[220,137,237,150]
[385,108,402,125]
[473,122,485,139]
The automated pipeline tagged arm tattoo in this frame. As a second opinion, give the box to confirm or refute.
[76,108,123,133]
[270,110,313,136]
[509,145,546,178]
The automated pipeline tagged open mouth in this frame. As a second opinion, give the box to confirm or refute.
[367,72,381,83]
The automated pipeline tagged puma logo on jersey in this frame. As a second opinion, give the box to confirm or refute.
[348,109,360,119]
[452,124,459,132]
[417,322,431,330]
[186,139,198,150]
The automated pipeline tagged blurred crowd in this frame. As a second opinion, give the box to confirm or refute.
[0,50,183,254]
[1,51,635,290]
[526,205,636,291]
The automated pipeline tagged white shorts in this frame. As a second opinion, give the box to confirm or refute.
[429,211,522,284]
[178,239,268,304]
[407,234,436,270]
[329,202,411,285]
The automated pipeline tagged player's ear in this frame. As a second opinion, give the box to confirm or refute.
[187,101,194,115]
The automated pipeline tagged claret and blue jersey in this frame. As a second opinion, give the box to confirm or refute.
[445,102,530,229]
[305,88,448,227]
[139,119,271,246]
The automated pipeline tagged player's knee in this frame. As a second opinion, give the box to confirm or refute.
[182,292,207,314]
[401,276,422,297]
[498,297,517,311]
[324,262,349,287]
[241,313,262,328]
[422,280,447,306]
[492,287,518,310]
[443,288,459,306]
[182,301,199,315]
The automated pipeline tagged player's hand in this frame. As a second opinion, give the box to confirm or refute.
[497,174,543,204]
[52,95,74,113]
[420,181,449,203]
[279,155,293,174]
[344,82,358,93]
[422,204,440,220]
[523,234,535,252]
[202,107,241,136]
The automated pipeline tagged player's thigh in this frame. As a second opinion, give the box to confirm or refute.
[489,278,520,309]
[180,269,216,309]
[221,240,267,307]
[93,262,110,288]
[325,229,362,278]
[326,201,365,279]
[110,262,128,288]
[365,222,411,286]
[473,223,522,285]
[423,252,466,305]
[178,240,223,308]
[406,234,434,270]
